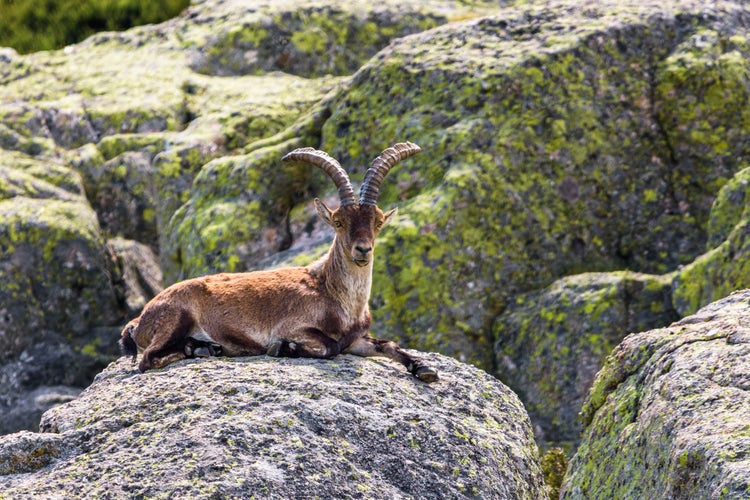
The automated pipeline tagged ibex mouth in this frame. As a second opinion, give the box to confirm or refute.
[353,258,370,267]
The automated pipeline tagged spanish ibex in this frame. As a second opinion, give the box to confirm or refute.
[119,142,438,382]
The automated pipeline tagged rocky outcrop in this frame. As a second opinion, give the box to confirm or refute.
[0,0,491,433]
[3,0,750,454]
[0,146,118,433]
[241,0,750,448]
[673,166,750,317]
[562,290,750,498]
[171,0,750,389]
[0,353,545,499]
[315,0,750,367]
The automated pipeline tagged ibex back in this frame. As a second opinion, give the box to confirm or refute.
[119,142,438,382]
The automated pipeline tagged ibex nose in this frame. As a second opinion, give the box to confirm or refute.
[355,245,372,255]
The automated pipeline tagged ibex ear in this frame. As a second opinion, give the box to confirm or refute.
[314,198,335,228]
[382,207,398,227]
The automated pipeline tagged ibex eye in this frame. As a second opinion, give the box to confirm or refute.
[334,220,343,228]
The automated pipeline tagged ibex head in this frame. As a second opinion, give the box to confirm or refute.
[282,142,421,268]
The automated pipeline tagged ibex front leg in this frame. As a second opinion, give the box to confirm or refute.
[345,335,438,382]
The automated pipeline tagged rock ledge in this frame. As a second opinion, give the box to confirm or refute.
[0,352,544,499]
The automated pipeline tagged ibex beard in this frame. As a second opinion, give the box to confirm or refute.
[119,142,438,382]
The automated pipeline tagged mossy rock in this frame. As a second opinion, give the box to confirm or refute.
[562,291,750,498]
[0,122,55,157]
[70,138,168,248]
[164,139,311,279]
[305,0,750,369]
[162,0,750,374]
[2,9,342,263]
[0,150,84,202]
[706,166,750,248]
[673,220,750,318]
[671,163,750,317]
[108,237,163,317]
[493,271,678,447]
[655,29,750,199]
[0,148,124,430]
[163,98,338,281]
[0,196,120,359]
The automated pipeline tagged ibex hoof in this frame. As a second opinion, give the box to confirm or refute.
[267,340,298,357]
[193,345,221,357]
[266,340,284,357]
[185,339,222,358]
[414,366,439,383]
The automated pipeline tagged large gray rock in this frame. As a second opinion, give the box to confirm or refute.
[0,352,545,499]
[562,290,750,498]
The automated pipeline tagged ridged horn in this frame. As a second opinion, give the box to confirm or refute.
[359,142,422,206]
[282,147,356,206]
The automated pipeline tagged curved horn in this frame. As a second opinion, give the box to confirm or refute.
[282,147,356,206]
[359,142,422,206]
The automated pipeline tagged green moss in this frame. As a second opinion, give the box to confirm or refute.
[96,133,169,161]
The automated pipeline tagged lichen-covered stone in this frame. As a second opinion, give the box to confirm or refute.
[0,145,125,433]
[165,140,303,278]
[706,166,750,248]
[1,3,348,263]
[3,0,750,465]
[187,0,475,77]
[562,290,750,498]
[0,431,66,475]
[0,192,123,433]
[304,0,750,370]
[493,271,678,448]
[72,142,162,246]
[0,197,119,358]
[152,0,750,448]
[0,353,545,499]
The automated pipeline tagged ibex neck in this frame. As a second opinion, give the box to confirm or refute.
[312,237,372,317]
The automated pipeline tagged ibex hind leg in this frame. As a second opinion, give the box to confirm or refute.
[345,336,439,383]
[267,330,341,359]
[137,307,194,372]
